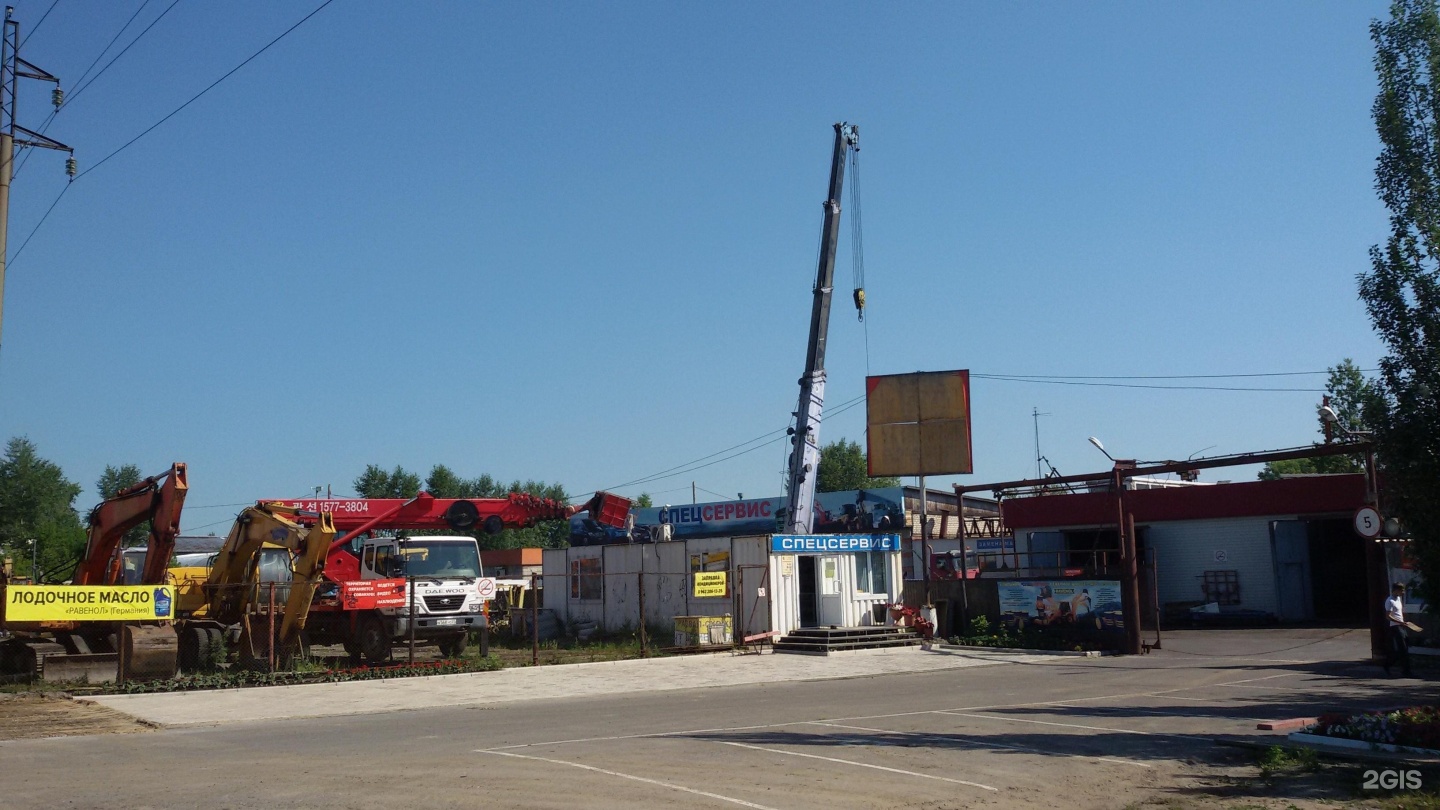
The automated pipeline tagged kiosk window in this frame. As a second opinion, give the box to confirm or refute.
[856,551,889,594]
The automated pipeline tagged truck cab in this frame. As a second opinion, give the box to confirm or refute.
[356,535,487,658]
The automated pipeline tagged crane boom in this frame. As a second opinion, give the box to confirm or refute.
[784,123,858,534]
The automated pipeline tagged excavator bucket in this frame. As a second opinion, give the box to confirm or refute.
[36,649,120,684]
[120,625,177,682]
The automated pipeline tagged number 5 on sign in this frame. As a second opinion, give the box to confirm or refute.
[1354,506,1382,539]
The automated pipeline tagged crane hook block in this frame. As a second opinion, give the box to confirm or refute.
[853,287,865,321]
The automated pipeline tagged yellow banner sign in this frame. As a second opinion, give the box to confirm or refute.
[4,585,176,622]
[693,571,727,598]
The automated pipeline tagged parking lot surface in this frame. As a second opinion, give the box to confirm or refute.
[2,627,1432,809]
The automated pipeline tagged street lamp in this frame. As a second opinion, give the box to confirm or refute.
[28,537,37,584]
[1087,436,1116,463]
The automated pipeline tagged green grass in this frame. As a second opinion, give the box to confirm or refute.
[1256,745,1320,778]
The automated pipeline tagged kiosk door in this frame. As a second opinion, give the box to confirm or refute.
[818,556,843,626]
[798,556,818,627]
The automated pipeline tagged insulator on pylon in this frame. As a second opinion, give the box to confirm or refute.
[51,87,63,109]
[64,156,76,178]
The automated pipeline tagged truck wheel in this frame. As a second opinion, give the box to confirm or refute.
[358,616,391,664]
[438,633,467,658]
[195,627,224,671]
[177,626,202,672]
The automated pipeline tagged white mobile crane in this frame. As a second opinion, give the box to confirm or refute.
[784,123,860,534]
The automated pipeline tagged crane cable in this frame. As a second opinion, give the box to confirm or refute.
[848,147,870,376]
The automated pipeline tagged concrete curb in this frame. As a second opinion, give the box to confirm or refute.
[87,645,1055,729]
[1287,731,1440,759]
[1256,717,1317,731]
[930,643,1113,657]
[1217,737,1440,767]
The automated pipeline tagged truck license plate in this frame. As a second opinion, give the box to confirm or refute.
[436,618,458,626]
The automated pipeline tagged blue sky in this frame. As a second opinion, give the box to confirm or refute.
[0,1,1392,532]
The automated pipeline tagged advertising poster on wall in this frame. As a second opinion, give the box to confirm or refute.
[998,580,1124,638]
[571,488,908,544]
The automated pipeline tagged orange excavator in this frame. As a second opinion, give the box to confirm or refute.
[0,463,188,682]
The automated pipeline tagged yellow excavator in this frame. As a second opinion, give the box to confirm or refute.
[175,503,337,671]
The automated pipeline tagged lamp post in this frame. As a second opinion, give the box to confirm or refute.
[1088,436,1116,463]
[28,537,36,583]
[1319,405,1388,661]
[1088,437,1143,655]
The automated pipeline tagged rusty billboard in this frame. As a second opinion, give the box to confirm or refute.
[865,370,973,476]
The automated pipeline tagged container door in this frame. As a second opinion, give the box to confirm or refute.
[818,556,843,626]
[1271,520,1313,621]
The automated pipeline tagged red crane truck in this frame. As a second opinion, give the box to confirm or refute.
[258,491,630,663]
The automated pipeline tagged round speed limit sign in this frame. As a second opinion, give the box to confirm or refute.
[476,577,498,600]
[1354,506,1382,539]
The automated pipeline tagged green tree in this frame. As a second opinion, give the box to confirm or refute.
[815,438,901,492]
[633,492,654,509]
[353,464,422,498]
[1361,0,1440,604]
[96,463,147,549]
[1257,361,1374,480]
[0,438,87,582]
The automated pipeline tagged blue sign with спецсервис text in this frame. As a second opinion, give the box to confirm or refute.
[770,534,901,554]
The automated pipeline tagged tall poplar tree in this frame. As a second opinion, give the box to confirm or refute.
[1362,0,1440,599]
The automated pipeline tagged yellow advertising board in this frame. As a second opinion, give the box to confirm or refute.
[693,571,728,598]
[4,585,176,622]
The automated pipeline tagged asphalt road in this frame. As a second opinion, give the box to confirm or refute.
[2,628,1433,809]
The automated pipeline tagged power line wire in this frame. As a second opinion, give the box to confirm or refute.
[66,0,178,105]
[18,0,58,49]
[75,0,335,182]
[593,394,870,495]
[970,374,1326,393]
[8,0,335,268]
[974,370,1374,380]
[69,0,153,91]
[14,0,172,179]
[7,181,69,264]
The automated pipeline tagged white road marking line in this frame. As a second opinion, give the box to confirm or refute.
[1211,673,1301,685]
[708,739,998,792]
[476,721,801,752]
[477,750,780,810]
[1043,701,1264,724]
[808,721,1151,769]
[474,671,1306,753]
[937,711,1153,735]
[1209,680,1313,686]
[937,710,1208,741]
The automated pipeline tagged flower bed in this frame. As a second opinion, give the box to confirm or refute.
[105,657,503,695]
[1304,705,1440,751]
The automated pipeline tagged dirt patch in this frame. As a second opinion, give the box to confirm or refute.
[0,693,152,740]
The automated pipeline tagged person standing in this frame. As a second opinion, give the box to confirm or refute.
[1384,582,1413,678]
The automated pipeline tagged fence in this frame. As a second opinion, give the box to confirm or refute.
[526,564,777,660]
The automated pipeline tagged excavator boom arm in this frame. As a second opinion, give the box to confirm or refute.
[73,463,188,586]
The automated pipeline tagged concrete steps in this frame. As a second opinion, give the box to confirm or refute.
[774,626,922,656]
